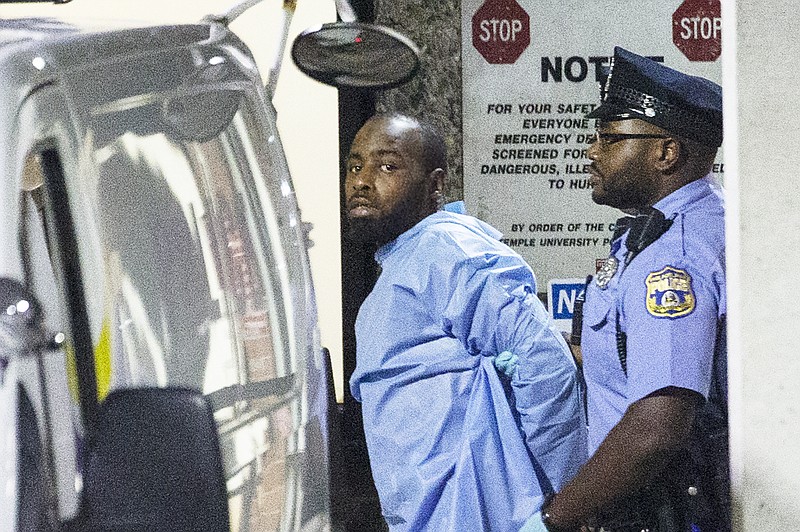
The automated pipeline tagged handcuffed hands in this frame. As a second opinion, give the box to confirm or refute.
[493,350,518,377]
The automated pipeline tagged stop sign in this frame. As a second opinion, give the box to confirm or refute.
[472,0,530,64]
[672,0,722,61]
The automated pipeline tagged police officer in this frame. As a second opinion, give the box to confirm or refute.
[525,47,729,531]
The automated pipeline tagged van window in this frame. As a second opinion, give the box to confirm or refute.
[13,37,326,530]
[82,89,308,530]
[87,106,294,396]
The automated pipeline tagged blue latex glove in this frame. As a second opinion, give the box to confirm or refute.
[519,511,549,532]
[493,350,519,377]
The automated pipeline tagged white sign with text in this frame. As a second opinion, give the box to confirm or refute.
[462,0,723,288]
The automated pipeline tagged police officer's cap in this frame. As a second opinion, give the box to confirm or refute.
[586,47,722,148]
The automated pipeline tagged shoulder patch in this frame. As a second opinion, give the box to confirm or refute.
[645,266,695,318]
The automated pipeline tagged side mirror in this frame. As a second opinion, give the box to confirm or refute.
[80,388,230,531]
[291,22,420,89]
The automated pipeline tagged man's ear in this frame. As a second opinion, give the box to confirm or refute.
[430,168,446,193]
[654,137,683,173]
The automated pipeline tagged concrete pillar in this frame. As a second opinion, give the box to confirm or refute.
[373,0,464,201]
[730,0,800,529]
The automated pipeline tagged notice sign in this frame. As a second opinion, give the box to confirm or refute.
[462,0,723,287]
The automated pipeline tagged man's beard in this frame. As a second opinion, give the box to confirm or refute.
[346,204,426,247]
[346,216,397,246]
[591,172,656,211]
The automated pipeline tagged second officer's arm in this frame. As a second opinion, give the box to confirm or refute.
[540,387,700,530]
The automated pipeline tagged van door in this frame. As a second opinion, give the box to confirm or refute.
[12,32,329,531]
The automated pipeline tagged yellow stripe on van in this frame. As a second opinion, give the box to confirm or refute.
[66,316,112,403]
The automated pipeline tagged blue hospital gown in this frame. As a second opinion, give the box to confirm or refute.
[349,206,587,531]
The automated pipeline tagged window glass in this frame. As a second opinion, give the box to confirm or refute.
[77,88,310,530]
[85,100,293,396]
[12,36,325,530]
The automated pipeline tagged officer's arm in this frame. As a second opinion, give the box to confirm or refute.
[541,386,700,530]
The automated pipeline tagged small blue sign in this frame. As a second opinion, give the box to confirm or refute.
[548,279,586,320]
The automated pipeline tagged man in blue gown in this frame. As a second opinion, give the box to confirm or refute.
[346,113,587,531]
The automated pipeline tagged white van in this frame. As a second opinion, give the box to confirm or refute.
[0,15,334,532]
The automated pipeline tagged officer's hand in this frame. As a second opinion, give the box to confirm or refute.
[493,350,518,378]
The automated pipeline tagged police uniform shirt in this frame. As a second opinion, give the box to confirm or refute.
[581,175,726,454]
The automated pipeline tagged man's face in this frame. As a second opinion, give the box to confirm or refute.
[587,119,666,211]
[345,116,434,246]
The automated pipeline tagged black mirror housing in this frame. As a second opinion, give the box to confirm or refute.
[291,22,420,89]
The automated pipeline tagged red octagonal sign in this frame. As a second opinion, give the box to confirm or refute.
[672,0,722,62]
[472,0,530,65]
